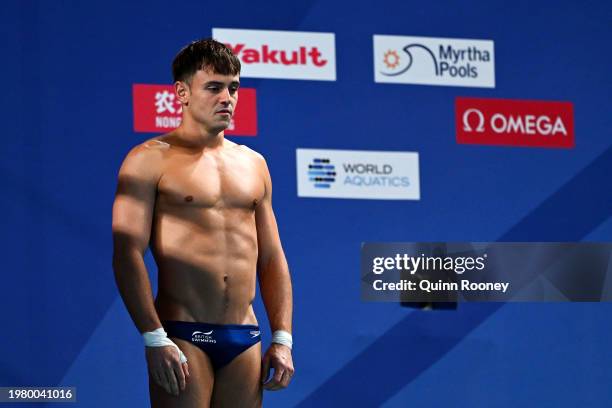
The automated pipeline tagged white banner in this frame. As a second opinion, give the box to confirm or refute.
[296,148,420,200]
[373,35,495,88]
[213,28,336,81]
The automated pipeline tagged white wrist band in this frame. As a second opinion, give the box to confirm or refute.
[143,328,188,364]
[271,330,293,350]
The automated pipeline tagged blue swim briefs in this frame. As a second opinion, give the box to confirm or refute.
[163,320,261,370]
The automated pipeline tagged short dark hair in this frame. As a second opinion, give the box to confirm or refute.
[172,38,241,83]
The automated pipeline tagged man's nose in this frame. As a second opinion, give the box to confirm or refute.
[219,88,231,104]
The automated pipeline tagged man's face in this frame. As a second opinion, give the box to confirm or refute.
[179,68,240,132]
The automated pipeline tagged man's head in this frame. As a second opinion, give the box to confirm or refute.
[172,38,241,84]
[172,39,241,133]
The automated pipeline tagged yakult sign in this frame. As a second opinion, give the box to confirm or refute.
[456,97,574,148]
[213,28,336,81]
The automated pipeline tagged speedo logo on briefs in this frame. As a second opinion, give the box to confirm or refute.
[249,330,260,338]
[455,97,575,148]
[373,35,495,88]
[212,28,336,81]
[192,330,216,344]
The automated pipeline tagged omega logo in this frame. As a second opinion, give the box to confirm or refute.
[462,109,567,136]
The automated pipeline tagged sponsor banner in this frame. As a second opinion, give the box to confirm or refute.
[362,242,612,302]
[213,28,336,81]
[456,97,574,148]
[373,35,495,88]
[296,148,420,200]
[132,84,257,136]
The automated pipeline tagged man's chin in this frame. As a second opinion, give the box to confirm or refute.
[210,121,231,134]
[220,116,234,126]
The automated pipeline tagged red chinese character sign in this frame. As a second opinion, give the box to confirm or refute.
[132,84,257,136]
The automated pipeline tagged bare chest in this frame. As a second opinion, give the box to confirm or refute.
[157,151,264,210]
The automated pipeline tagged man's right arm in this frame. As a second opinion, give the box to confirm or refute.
[112,144,162,333]
[111,144,188,396]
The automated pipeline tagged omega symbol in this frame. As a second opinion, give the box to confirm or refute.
[462,109,485,133]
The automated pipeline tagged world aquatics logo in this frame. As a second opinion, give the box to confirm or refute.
[307,158,336,189]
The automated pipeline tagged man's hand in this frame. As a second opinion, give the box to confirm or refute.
[146,346,190,396]
[261,343,294,391]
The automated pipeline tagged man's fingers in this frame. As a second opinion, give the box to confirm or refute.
[164,366,179,396]
[273,366,284,384]
[263,377,283,391]
[262,348,294,390]
[152,369,164,389]
[174,361,186,391]
[263,367,284,391]
[261,356,271,384]
[280,368,293,388]
[156,369,171,395]
[146,347,184,395]
[182,362,190,379]
[264,382,281,391]
[176,346,189,381]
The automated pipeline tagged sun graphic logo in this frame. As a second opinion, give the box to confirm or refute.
[383,49,400,69]
[379,44,439,77]
[308,158,336,189]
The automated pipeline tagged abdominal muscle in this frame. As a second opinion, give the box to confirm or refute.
[150,205,259,326]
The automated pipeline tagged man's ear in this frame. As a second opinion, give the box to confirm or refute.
[175,81,190,106]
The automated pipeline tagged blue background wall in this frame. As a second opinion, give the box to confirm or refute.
[2,0,611,406]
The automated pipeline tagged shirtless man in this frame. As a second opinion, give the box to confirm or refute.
[112,39,294,407]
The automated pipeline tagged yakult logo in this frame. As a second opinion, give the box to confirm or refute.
[213,28,336,81]
[456,97,574,148]
[132,84,258,136]
[374,35,495,88]
[226,44,327,67]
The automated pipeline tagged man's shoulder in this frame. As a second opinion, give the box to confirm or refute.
[119,138,168,178]
[232,143,267,165]
[125,138,169,160]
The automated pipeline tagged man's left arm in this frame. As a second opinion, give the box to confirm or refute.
[255,154,294,391]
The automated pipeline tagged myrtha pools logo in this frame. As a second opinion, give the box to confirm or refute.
[373,35,495,88]
[307,158,337,188]
[381,45,444,77]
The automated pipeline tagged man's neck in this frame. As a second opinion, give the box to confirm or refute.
[174,116,226,150]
